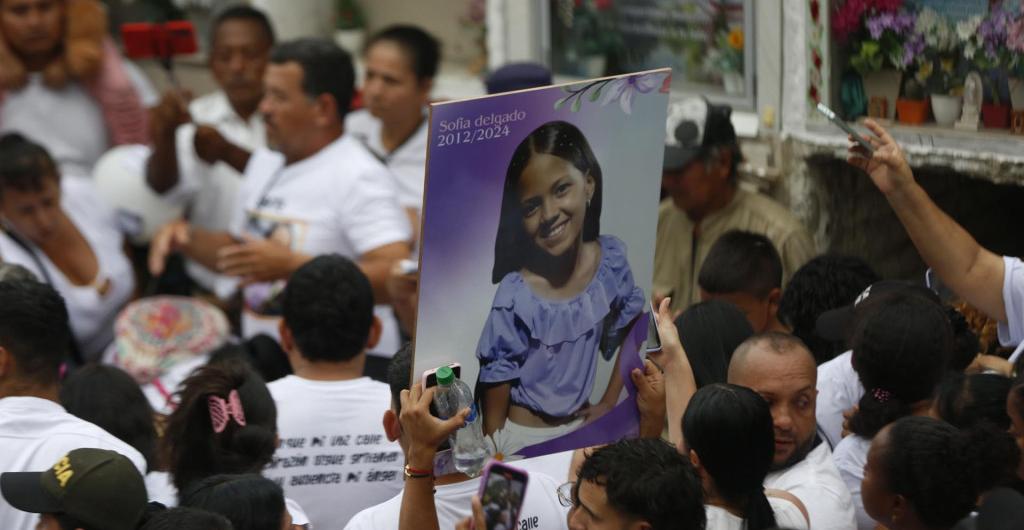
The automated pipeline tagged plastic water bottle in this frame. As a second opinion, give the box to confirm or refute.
[432,366,489,477]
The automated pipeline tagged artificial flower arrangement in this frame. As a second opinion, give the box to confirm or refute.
[833,0,1024,128]
[833,0,916,74]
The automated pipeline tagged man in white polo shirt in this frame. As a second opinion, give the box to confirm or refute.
[0,279,146,530]
[146,5,274,297]
[149,38,411,357]
[728,333,857,530]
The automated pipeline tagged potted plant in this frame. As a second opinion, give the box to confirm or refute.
[333,0,365,55]
[1007,12,1024,110]
[926,54,964,126]
[833,0,916,120]
[705,26,745,94]
[912,8,962,126]
[896,76,929,124]
[960,9,1013,129]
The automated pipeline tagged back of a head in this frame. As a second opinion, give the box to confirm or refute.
[945,305,981,373]
[698,230,782,298]
[935,372,1013,430]
[577,438,705,530]
[162,360,278,493]
[181,474,284,530]
[364,24,440,80]
[282,254,374,363]
[849,291,952,439]
[270,38,354,122]
[777,254,880,363]
[683,383,776,530]
[60,364,157,470]
[207,338,292,384]
[0,279,70,387]
[485,62,553,94]
[674,300,754,388]
[883,416,1021,528]
[386,343,413,412]
[0,133,59,199]
[140,507,233,530]
[0,262,37,282]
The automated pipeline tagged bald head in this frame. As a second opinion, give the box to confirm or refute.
[728,332,819,468]
[729,332,816,383]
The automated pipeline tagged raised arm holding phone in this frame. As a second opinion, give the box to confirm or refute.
[846,120,1009,332]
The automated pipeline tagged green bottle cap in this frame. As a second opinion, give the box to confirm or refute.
[436,366,454,386]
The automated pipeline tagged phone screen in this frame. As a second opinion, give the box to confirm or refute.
[645,304,661,353]
[422,363,462,389]
[479,463,528,530]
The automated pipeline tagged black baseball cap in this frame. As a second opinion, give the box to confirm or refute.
[663,96,738,172]
[815,280,941,343]
[1,448,147,530]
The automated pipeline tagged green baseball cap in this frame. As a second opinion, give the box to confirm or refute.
[0,448,147,530]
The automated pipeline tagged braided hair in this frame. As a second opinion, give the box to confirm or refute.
[849,292,951,439]
[879,416,1020,527]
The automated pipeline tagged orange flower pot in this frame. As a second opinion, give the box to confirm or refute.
[896,98,929,125]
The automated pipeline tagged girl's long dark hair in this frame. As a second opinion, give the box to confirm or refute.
[683,384,777,530]
[161,359,278,494]
[491,120,603,283]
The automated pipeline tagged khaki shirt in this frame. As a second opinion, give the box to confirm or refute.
[653,189,817,313]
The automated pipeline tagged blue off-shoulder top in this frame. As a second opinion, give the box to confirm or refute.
[475,235,645,418]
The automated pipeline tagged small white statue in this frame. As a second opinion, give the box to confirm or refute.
[956,72,982,131]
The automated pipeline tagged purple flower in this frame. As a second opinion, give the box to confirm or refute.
[866,10,915,39]
[902,34,925,67]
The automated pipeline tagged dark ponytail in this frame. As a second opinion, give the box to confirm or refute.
[849,292,951,439]
[683,384,777,530]
[882,417,1021,528]
[162,359,278,494]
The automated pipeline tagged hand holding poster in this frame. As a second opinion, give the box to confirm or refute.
[414,69,670,462]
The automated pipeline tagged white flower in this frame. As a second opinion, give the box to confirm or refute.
[957,16,982,43]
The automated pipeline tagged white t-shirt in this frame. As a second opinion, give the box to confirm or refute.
[231,136,410,356]
[344,471,569,530]
[0,63,156,178]
[764,442,857,530]
[832,434,874,530]
[345,109,427,211]
[0,176,135,359]
[999,256,1024,363]
[264,376,404,529]
[704,497,809,530]
[163,91,266,296]
[816,350,863,449]
[0,397,147,530]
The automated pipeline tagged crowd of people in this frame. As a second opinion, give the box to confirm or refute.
[1,1,1024,530]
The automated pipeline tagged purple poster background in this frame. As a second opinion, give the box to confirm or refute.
[414,69,670,459]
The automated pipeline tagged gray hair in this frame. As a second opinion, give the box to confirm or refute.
[0,262,38,283]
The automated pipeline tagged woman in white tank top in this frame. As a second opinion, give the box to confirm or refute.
[0,134,134,360]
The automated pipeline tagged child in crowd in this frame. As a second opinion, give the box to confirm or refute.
[181,474,292,530]
[861,417,1019,530]
[160,359,278,497]
[833,291,953,530]
[477,120,645,450]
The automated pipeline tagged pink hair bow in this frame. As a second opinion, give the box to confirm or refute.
[208,389,247,433]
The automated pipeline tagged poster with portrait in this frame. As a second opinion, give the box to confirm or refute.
[413,69,670,461]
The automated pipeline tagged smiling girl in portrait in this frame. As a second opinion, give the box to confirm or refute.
[476,120,645,455]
